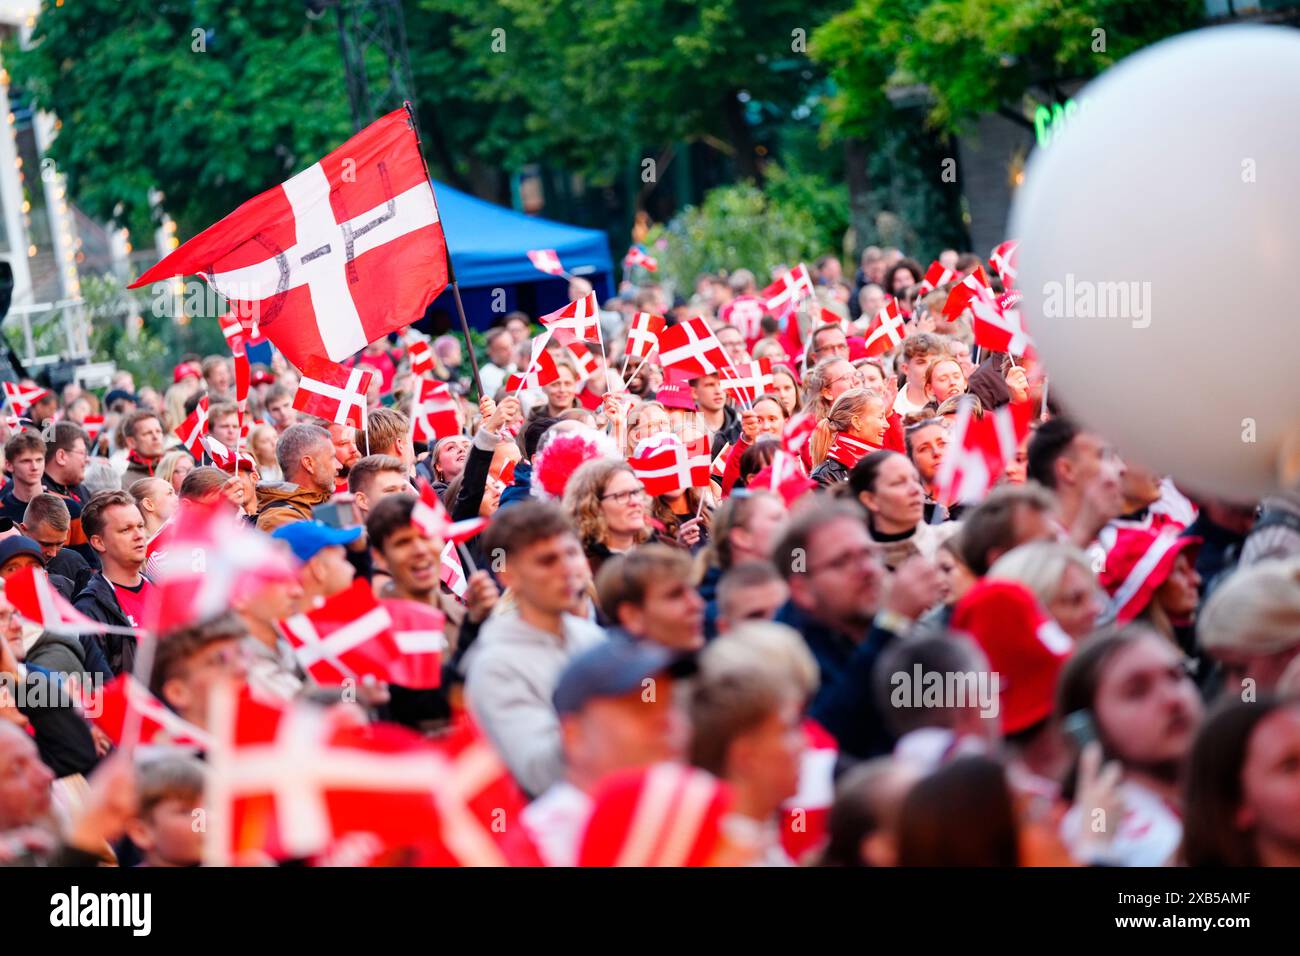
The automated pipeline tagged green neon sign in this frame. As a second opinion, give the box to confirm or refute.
[1034,98,1085,148]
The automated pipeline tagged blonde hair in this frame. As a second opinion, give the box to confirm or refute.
[163,384,190,432]
[1198,558,1300,655]
[154,449,193,487]
[801,357,849,420]
[562,458,650,550]
[699,620,820,701]
[986,541,1096,611]
[811,388,883,465]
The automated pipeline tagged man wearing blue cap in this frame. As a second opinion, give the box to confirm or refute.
[522,638,693,866]
[271,520,360,607]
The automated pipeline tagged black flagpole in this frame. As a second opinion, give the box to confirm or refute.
[402,101,484,402]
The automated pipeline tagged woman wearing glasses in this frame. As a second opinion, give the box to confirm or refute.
[563,459,652,577]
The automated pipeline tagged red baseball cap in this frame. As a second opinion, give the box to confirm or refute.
[1099,526,1202,625]
[951,580,1074,735]
[173,361,202,383]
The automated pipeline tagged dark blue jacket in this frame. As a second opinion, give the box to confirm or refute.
[698,565,724,640]
[496,460,534,511]
[775,599,902,760]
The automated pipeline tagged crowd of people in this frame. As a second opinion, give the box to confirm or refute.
[1,243,1298,868]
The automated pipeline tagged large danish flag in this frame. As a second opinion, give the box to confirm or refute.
[294,357,374,429]
[628,432,711,495]
[862,300,907,357]
[131,108,449,370]
[656,317,728,376]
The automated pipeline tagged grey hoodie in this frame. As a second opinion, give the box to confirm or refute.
[24,631,88,676]
[462,609,605,798]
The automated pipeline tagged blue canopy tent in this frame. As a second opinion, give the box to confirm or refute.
[423,181,614,332]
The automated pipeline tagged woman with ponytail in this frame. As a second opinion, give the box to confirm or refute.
[809,389,890,487]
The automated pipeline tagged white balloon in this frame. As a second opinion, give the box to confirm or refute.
[1010,25,1300,499]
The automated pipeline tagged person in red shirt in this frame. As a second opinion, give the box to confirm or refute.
[73,490,152,676]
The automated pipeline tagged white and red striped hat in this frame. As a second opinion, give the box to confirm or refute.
[578,763,732,867]
[1099,527,1202,625]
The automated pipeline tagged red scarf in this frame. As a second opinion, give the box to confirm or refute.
[825,434,880,470]
[126,449,157,477]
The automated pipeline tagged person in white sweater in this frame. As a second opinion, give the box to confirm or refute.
[462,501,606,798]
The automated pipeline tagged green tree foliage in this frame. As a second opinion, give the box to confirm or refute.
[812,0,1204,136]
[644,166,843,293]
[7,0,352,243]
[419,0,843,186]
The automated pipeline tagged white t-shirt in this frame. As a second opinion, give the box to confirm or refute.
[893,386,931,418]
[1061,780,1182,866]
[521,781,593,867]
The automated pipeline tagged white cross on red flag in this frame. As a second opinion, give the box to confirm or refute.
[941,265,992,320]
[624,246,658,272]
[527,248,566,276]
[440,539,468,598]
[380,598,446,691]
[762,264,815,317]
[628,432,711,495]
[934,397,1033,506]
[279,579,404,686]
[404,330,435,376]
[718,358,774,405]
[624,311,665,361]
[970,289,1034,356]
[656,317,728,376]
[75,674,212,750]
[130,108,449,370]
[203,687,449,865]
[863,299,907,357]
[566,340,600,380]
[409,379,459,443]
[294,357,374,429]
[990,239,1020,287]
[3,381,51,415]
[3,565,120,636]
[412,479,488,544]
[539,291,599,346]
[506,332,561,392]
[917,260,958,295]
[174,396,210,460]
